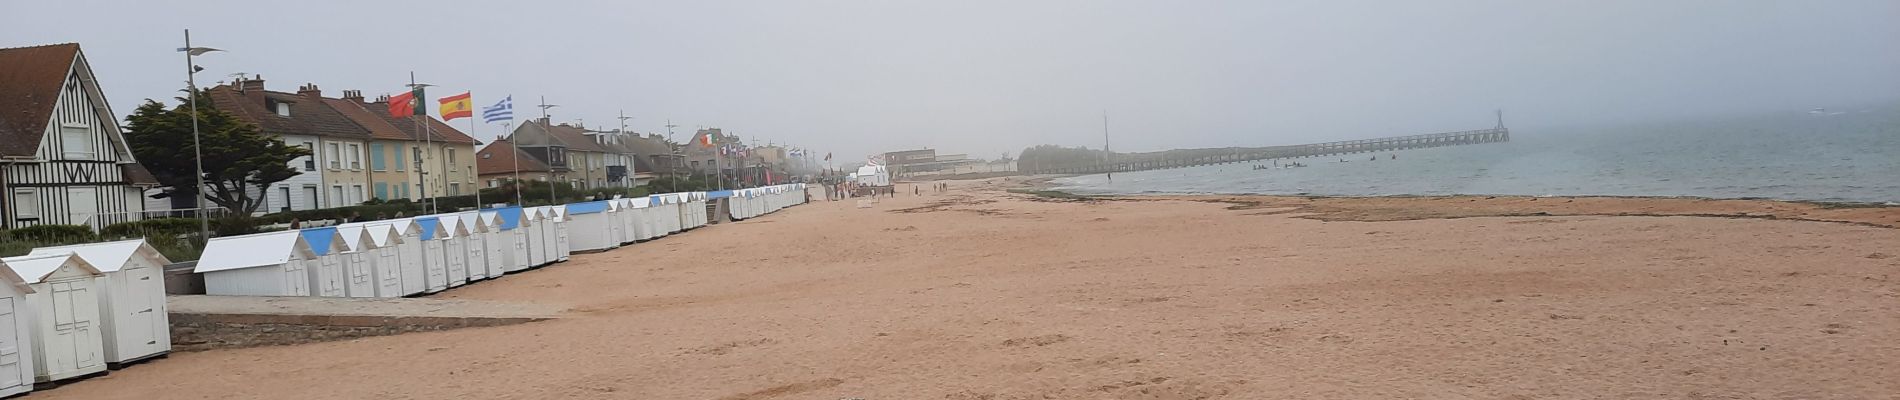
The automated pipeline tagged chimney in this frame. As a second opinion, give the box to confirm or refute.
[238,74,265,91]
[298,83,322,97]
[375,94,391,103]
[341,90,364,102]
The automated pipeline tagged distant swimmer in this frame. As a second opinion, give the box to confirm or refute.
[1390,154,1396,160]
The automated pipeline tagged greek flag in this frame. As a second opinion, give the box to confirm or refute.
[482,95,513,124]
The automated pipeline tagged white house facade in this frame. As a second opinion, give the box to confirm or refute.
[0,43,157,230]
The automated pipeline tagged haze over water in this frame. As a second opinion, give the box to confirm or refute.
[1054,109,1900,203]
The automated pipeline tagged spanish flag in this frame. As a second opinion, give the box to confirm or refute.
[438,92,473,121]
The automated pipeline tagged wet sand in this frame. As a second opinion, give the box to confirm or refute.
[42,180,1900,399]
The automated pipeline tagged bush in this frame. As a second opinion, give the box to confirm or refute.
[8,224,97,244]
[101,218,201,238]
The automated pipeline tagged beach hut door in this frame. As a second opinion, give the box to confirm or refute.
[0,299,20,388]
[122,267,163,352]
[50,281,103,371]
[284,261,310,296]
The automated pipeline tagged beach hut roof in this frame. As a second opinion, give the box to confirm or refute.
[299,227,351,256]
[333,224,386,251]
[433,214,475,238]
[565,201,610,215]
[0,259,33,294]
[27,238,171,273]
[2,253,104,284]
[194,230,319,273]
[455,211,495,233]
[545,205,569,219]
[408,216,454,240]
[488,206,528,230]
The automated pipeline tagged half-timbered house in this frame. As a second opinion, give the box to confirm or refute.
[0,43,158,230]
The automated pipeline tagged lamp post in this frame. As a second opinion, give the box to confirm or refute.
[178,30,222,240]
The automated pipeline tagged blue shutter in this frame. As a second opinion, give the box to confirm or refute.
[394,146,406,171]
[370,143,385,170]
[374,182,388,200]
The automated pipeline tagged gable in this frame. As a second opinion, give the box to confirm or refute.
[0,44,78,158]
[36,62,129,163]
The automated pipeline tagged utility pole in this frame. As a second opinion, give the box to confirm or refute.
[1103,110,1112,182]
[537,97,559,205]
[617,110,631,188]
[178,29,221,240]
[664,119,679,191]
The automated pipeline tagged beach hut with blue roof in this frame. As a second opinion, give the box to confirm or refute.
[487,207,534,273]
[408,216,453,293]
[298,227,351,297]
[563,201,617,253]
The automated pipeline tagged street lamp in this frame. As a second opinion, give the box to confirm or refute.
[178,29,222,241]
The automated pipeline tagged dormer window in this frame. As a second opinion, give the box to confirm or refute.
[266,98,291,116]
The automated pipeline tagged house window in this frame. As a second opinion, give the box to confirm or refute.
[446,148,457,166]
[60,125,95,160]
[352,184,365,204]
[487,179,500,188]
[12,188,38,219]
[327,143,341,169]
[394,145,406,171]
[280,186,293,212]
[301,142,316,171]
[330,185,344,206]
[303,186,319,209]
[449,183,461,196]
[348,144,362,170]
[275,102,290,116]
[691,160,699,169]
[374,182,388,200]
[370,143,386,170]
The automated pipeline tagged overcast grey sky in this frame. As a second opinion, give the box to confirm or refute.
[5,0,1897,162]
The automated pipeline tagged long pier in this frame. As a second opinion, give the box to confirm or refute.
[1029,125,1510,175]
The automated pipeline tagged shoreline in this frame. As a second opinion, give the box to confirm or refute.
[998,174,1900,228]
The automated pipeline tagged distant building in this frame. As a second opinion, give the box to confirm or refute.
[475,138,552,185]
[0,43,160,230]
[881,148,982,177]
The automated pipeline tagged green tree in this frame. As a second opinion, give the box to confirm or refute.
[124,89,311,216]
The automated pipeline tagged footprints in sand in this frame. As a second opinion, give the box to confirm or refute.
[1001,334,1072,348]
[712,378,843,400]
[684,338,777,355]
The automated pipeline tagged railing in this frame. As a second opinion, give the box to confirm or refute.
[1029,127,1509,174]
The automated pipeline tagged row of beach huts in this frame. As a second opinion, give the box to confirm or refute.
[0,184,807,396]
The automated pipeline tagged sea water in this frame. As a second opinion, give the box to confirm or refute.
[1053,109,1900,203]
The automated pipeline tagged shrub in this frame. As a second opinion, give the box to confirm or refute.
[9,224,97,244]
[101,218,202,238]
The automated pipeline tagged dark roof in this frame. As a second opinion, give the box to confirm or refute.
[622,134,676,157]
[120,163,159,186]
[364,100,481,145]
[207,84,373,140]
[476,138,549,174]
[511,119,608,153]
[322,98,411,141]
[0,43,80,157]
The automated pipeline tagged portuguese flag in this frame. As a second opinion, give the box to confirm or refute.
[388,87,424,117]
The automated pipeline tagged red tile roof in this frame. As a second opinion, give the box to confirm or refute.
[0,43,79,158]
[321,98,410,141]
[207,84,373,140]
[364,100,481,145]
[476,138,549,174]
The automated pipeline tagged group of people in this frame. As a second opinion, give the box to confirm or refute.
[824,181,952,201]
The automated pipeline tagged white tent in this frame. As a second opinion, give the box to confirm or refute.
[473,210,511,278]
[27,239,172,367]
[298,227,351,297]
[0,259,37,397]
[197,231,322,296]
[563,201,617,253]
[340,222,409,297]
[454,211,500,281]
[487,207,534,273]
[3,254,106,383]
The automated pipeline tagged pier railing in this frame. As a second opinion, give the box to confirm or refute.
[1028,127,1509,175]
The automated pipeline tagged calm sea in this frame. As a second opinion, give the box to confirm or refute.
[1053,109,1900,203]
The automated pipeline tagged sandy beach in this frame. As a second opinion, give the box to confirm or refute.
[39,179,1900,399]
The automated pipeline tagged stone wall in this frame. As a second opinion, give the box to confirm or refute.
[169,312,548,351]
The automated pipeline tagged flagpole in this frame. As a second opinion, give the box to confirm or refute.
[539,96,557,206]
[408,72,427,214]
[467,95,481,208]
[506,122,521,206]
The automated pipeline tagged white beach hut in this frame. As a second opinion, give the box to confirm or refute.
[331,224,383,298]
[474,210,512,278]
[522,207,550,268]
[563,201,617,253]
[489,207,534,273]
[411,216,458,291]
[378,219,432,296]
[341,223,409,297]
[298,227,351,297]
[613,198,639,245]
[544,206,572,262]
[0,262,33,397]
[26,240,172,368]
[626,197,653,242]
[2,254,106,383]
[197,231,324,297]
[453,211,497,282]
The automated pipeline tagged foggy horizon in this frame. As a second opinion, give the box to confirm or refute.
[5,0,1897,162]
